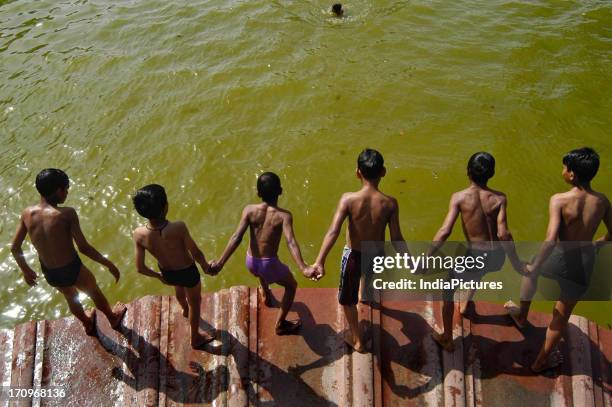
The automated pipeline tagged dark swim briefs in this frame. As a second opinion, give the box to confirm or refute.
[339,246,362,306]
[538,245,595,300]
[443,246,506,300]
[40,255,82,288]
[159,263,201,288]
[449,246,506,280]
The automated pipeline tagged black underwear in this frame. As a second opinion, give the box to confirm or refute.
[159,263,201,288]
[40,255,82,287]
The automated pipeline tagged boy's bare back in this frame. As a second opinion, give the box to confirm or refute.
[453,186,506,243]
[133,221,195,270]
[551,189,610,241]
[342,188,398,250]
[21,204,79,267]
[244,203,290,258]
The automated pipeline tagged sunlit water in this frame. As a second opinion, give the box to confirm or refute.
[0,0,610,328]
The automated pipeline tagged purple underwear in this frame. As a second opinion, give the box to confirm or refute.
[246,253,291,284]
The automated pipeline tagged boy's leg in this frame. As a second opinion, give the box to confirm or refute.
[504,272,538,329]
[74,265,126,328]
[175,286,189,318]
[185,283,214,348]
[459,288,477,315]
[342,304,365,352]
[531,299,577,372]
[258,276,274,307]
[273,271,299,335]
[57,286,95,333]
[432,300,455,352]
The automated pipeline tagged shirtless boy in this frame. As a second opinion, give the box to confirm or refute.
[505,147,611,372]
[210,172,312,335]
[313,148,406,353]
[11,168,127,336]
[428,152,524,352]
[132,184,215,349]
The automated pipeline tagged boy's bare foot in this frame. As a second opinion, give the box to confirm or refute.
[191,331,216,350]
[504,300,526,329]
[460,300,475,316]
[531,350,563,373]
[432,331,455,352]
[342,330,368,353]
[276,320,301,335]
[110,303,128,330]
[84,309,97,337]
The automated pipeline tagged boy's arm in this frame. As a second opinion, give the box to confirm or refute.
[427,194,460,256]
[282,212,309,275]
[10,212,37,286]
[314,195,350,277]
[496,196,525,273]
[528,195,561,271]
[214,207,250,271]
[389,198,409,255]
[180,222,210,274]
[67,208,120,282]
[133,235,164,281]
[596,196,612,243]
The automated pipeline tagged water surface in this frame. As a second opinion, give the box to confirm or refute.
[0,0,610,327]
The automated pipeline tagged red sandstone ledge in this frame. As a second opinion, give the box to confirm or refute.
[0,287,610,406]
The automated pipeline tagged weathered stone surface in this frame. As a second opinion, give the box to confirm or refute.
[0,287,609,406]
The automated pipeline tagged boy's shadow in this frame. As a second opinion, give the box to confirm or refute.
[460,306,612,384]
[285,301,353,376]
[198,317,338,407]
[270,297,440,399]
[370,303,441,399]
[98,326,228,404]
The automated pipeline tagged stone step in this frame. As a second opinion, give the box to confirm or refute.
[0,287,609,406]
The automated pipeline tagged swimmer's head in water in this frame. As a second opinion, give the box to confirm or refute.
[257,172,283,204]
[36,168,70,205]
[332,3,343,16]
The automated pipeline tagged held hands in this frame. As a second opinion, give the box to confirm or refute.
[208,260,223,276]
[302,265,317,280]
[524,263,536,274]
[308,263,325,281]
[509,259,528,275]
[22,267,38,286]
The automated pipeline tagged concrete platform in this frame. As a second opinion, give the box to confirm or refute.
[0,287,609,406]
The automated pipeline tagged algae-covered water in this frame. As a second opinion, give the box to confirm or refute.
[0,0,610,328]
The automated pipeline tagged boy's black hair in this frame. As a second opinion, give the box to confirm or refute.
[257,172,282,204]
[357,148,385,180]
[332,3,343,14]
[562,147,599,183]
[133,184,168,219]
[467,152,495,185]
[35,169,69,202]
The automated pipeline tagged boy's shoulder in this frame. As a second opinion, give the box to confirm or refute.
[32,205,77,221]
[242,203,264,214]
[272,205,292,219]
[341,189,396,202]
[166,220,189,235]
[57,206,78,217]
[453,186,506,202]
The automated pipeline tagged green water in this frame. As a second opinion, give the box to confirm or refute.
[0,0,610,329]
